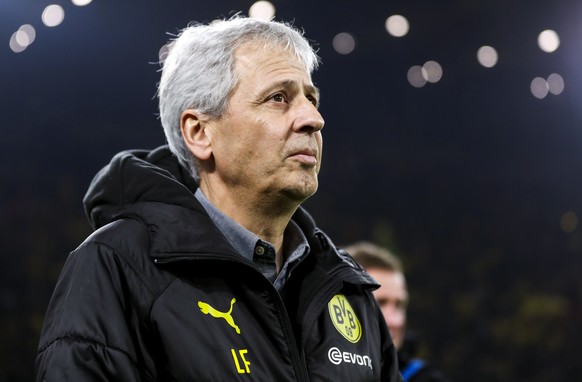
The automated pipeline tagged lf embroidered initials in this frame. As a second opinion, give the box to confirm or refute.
[231,348,251,374]
[198,298,241,334]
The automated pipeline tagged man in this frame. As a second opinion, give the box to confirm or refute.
[35,16,401,381]
[345,241,450,382]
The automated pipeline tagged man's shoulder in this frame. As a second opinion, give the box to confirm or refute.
[79,216,152,260]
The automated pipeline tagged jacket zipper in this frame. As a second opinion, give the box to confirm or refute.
[153,254,311,382]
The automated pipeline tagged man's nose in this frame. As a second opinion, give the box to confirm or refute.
[386,315,405,327]
[293,97,325,133]
[383,308,405,327]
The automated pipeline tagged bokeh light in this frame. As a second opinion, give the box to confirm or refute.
[530,77,549,99]
[477,45,498,68]
[560,211,578,233]
[407,65,427,88]
[422,60,442,83]
[385,15,409,37]
[14,30,30,47]
[72,0,92,6]
[42,4,65,27]
[332,32,356,55]
[17,24,36,46]
[538,29,560,53]
[547,73,564,95]
[9,24,36,53]
[9,33,27,53]
[530,74,564,99]
[249,1,275,20]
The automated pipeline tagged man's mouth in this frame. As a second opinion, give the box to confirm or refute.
[288,149,318,165]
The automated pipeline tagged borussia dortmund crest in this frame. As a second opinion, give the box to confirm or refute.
[328,294,362,343]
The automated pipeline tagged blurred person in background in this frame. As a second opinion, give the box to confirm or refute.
[34,16,401,381]
[344,241,450,382]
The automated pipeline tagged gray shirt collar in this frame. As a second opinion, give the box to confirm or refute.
[194,188,310,290]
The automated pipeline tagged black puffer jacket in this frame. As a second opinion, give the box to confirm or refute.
[35,146,401,381]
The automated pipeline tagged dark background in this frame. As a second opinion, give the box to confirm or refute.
[2,0,582,380]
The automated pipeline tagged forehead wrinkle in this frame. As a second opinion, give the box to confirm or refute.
[232,42,318,106]
[264,79,315,93]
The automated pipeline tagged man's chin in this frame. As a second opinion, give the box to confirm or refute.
[281,178,318,203]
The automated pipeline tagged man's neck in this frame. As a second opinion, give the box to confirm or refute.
[199,182,299,258]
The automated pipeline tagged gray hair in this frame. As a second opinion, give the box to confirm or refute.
[157,15,320,181]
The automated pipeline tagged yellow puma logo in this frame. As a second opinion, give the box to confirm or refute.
[198,298,241,334]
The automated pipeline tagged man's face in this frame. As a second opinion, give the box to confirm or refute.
[367,268,408,350]
[205,41,324,204]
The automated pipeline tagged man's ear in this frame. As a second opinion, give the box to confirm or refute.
[180,109,212,160]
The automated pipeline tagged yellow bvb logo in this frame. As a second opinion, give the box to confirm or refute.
[328,294,362,343]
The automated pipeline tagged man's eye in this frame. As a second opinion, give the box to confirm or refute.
[270,93,286,103]
[377,298,389,307]
[307,95,319,107]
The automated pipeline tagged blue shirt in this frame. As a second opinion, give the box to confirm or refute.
[194,188,309,291]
